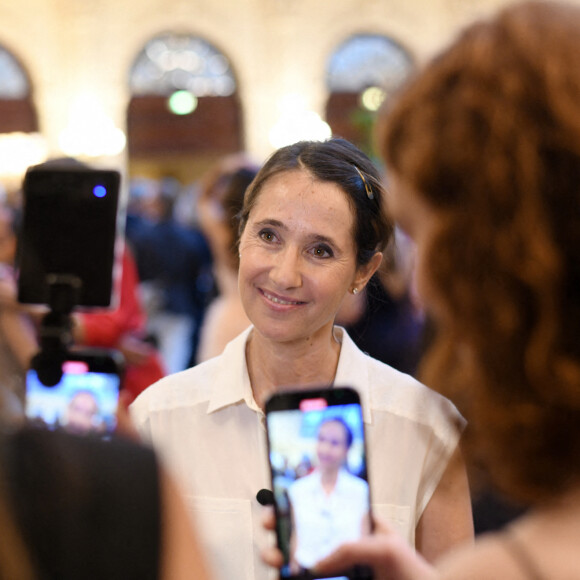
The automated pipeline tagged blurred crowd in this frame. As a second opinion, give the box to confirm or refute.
[0,151,429,415]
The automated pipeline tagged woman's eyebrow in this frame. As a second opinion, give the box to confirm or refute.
[254,218,286,230]
[311,233,337,247]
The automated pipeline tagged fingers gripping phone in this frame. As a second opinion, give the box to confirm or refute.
[25,349,123,438]
[265,386,373,580]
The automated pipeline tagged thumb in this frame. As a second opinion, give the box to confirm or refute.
[313,518,437,580]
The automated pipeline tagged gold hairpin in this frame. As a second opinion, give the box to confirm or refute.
[354,166,374,200]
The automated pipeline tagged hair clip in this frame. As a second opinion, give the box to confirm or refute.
[354,166,374,200]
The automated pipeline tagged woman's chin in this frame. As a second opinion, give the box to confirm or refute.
[251,322,309,345]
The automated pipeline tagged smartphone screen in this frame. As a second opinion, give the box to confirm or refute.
[265,386,373,580]
[25,350,123,438]
[17,167,121,307]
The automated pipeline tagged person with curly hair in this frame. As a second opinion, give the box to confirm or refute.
[263,2,580,578]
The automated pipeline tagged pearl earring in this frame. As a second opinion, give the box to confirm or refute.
[352,287,359,295]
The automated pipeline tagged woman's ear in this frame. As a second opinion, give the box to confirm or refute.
[351,252,383,294]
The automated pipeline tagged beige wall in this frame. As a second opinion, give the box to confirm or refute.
[0,0,538,176]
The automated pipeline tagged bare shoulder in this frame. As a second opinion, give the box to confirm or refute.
[436,533,526,580]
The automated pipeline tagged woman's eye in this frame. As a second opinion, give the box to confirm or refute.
[259,229,276,242]
[311,245,333,258]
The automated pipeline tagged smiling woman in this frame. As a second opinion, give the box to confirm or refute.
[238,169,371,378]
[130,138,473,580]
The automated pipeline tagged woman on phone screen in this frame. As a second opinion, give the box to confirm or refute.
[287,417,370,573]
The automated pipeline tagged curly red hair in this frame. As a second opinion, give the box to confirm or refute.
[379,0,580,504]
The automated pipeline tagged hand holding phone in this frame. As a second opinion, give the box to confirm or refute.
[265,386,373,580]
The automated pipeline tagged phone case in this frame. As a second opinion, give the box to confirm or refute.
[265,386,374,580]
[17,167,121,307]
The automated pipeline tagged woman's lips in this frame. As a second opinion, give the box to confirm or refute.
[260,288,306,306]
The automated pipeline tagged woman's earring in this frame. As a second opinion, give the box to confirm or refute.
[352,287,359,295]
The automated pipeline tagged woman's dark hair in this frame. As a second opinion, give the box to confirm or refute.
[198,155,259,270]
[239,138,392,266]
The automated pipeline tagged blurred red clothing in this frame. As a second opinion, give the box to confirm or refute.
[77,246,165,402]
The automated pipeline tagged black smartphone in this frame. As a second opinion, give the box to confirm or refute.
[25,348,124,438]
[265,386,373,580]
[16,166,121,307]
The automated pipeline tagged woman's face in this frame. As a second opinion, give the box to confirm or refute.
[316,420,349,473]
[238,168,367,345]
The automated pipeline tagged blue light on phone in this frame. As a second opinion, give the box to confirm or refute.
[93,185,107,198]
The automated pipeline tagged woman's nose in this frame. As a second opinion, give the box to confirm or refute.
[269,247,302,289]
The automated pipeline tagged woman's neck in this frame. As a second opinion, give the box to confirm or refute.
[320,468,340,495]
[246,327,341,409]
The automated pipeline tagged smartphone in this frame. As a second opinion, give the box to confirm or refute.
[17,166,121,307]
[25,348,124,438]
[265,386,373,580]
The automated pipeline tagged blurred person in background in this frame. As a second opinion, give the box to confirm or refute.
[337,225,425,377]
[126,176,213,372]
[0,203,38,420]
[73,244,166,403]
[196,154,258,363]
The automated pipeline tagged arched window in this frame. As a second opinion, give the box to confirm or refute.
[0,44,37,133]
[325,34,413,155]
[127,33,242,182]
[0,46,28,98]
[0,44,44,192]
[130,34,236,98]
